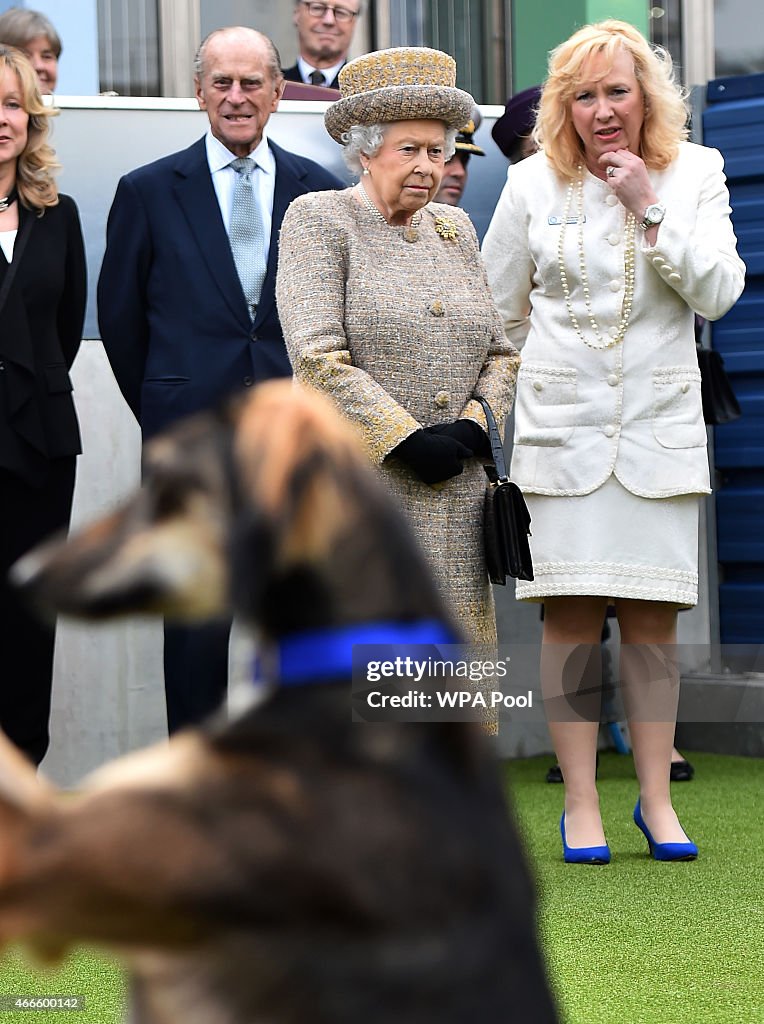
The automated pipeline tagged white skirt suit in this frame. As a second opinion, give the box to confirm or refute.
[482,142,745,604]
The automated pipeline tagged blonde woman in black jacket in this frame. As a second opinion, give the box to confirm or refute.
[0,45,85,765]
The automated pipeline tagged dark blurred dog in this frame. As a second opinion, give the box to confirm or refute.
[1,382,557,1024]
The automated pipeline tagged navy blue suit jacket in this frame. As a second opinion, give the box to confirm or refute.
[97,136,342,438]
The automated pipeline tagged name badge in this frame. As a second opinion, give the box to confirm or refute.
[548,215,585,225]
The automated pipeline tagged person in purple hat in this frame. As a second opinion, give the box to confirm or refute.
[491,85,541,163]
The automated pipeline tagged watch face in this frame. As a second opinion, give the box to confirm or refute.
[645,203,665,224]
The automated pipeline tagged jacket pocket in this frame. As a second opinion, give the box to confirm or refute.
[143,376,191,385]
[515,364,577,447]
[652,367,706,449]
[44,363,73,393]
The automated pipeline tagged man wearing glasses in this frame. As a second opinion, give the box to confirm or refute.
[282,0,362,89]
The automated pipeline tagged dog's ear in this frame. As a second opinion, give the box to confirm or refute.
[233,383,368,569]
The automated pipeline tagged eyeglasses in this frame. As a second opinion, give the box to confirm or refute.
[300,2,359,23]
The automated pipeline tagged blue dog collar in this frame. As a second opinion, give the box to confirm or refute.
[254,619,459,687]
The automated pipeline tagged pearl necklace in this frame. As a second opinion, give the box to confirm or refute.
[357,182,423,243]
[557,167,636,350]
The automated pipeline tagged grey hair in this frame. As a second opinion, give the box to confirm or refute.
[341,123,457,173]
[194,27,282,82]
[0,7,62,56]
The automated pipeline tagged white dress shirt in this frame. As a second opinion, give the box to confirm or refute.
[205,130,276,267]
[0,228,17,262]
[297,55,344,85]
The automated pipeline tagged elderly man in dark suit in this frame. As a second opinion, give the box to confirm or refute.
[97,25,341,733]
[282,0,361,89]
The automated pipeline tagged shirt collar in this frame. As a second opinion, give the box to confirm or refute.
[297,55,345,86]
[205,129,276,175]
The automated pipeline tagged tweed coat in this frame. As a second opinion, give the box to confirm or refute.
[482,142,745,499]
[277,190,520,643]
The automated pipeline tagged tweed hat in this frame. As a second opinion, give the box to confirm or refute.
[324,47,474,143]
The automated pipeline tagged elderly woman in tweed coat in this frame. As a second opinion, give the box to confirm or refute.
[276,47,519,656]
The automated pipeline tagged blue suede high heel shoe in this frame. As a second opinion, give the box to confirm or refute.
[560,812,611,865]
[633,800,698,861]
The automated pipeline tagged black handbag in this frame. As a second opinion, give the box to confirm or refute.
[697,345,741,426]
[475,396,534,584]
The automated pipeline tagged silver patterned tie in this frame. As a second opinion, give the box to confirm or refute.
[229,156,267,320]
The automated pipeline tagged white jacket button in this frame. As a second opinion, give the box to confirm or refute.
[533,380,544,391]
[668,272,682,283]
[609,279,622,292]
[607,374,619,387]
[681,382,690,394]
[604,424,616,437]
[606,193,619,206]
[608,233,620,246]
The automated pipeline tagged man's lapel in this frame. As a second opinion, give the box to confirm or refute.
[172,138,250,328]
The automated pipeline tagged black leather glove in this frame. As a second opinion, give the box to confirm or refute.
[389,429,471,485]
[425,419,491,458]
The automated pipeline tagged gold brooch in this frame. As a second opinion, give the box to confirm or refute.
[434,216,458,241]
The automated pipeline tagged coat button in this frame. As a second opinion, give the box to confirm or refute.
[668,272,682,283]
[430,300,445,316]
[0,360,4,370]
[250,332,259,341]
[533,380,543,391]
[604,424,616,438]
[607,374,619,387]
[608,325,619,338]
[606,194,619,206]
[607,233,620,246]
[681,382,690,393]
[434,390,450,408]
[652,255,664,267]
[243,376,254,387]
[609,279,622,292]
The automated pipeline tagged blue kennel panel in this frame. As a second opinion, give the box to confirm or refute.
[704,75,764,642]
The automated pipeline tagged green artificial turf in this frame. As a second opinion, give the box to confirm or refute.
[0,947,125,1021]
[1,752,760,1024]
[505,751,764,1024]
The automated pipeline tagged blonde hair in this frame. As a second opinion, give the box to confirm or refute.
[0,44,59,211]
[536,19,689,180]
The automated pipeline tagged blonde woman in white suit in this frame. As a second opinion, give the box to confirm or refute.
[483,20,745,864]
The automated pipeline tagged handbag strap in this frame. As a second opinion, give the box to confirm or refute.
[475,396,509,482]
[0,210,34,319]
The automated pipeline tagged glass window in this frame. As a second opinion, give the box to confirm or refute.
[715,0,764,76]
[388,0,508,103]
[97,0,160,96]
[648,2,683,80]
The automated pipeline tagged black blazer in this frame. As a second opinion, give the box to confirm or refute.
[97,137,342,439]
[282,63,342,90]
[0,195,86,487]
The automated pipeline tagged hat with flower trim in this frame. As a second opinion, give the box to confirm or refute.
[325,46,474,143]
